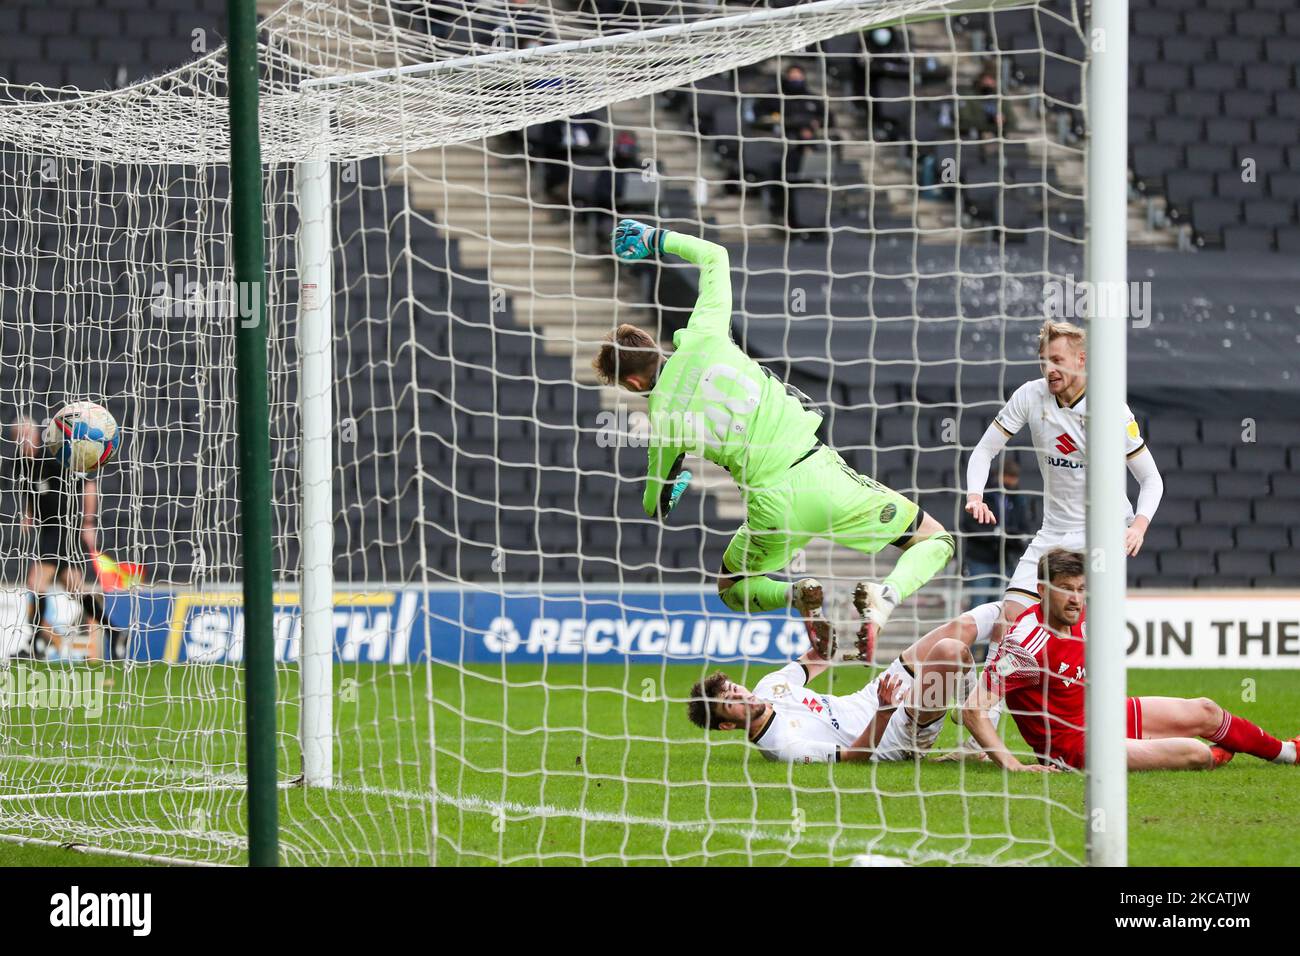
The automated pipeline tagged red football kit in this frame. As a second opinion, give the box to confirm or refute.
[982,605,1141,768]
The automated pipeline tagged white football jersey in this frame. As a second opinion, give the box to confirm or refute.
[749,662,874,764]
[744,613,1002,763]
[994,380,1147,534]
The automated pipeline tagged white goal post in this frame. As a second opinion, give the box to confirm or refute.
[1082,0,1129,867]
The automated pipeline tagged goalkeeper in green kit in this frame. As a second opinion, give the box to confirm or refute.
[592,220,955,661]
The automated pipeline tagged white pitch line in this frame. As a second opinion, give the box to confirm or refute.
[334,781,907,855]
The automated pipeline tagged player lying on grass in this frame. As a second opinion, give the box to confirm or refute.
[961,547,1299,772]
[684,601,1013,763]
[594,219,954,658]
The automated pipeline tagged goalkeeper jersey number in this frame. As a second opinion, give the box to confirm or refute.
[642,232,822,515]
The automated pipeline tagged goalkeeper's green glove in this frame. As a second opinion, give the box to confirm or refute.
[613,219,667,261]
[665,470,692,514]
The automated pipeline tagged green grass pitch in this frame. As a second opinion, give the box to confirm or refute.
[0,664,1295,866]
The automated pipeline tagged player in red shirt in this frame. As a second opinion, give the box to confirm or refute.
[961,547,1300,772]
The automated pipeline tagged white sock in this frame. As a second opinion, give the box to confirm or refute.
[1271,741,1297,765]
[880,583,900,611]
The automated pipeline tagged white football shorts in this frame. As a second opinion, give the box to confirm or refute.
[1005,527,1087,605]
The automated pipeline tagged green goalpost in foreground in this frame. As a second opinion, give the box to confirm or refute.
[226,0,278,868]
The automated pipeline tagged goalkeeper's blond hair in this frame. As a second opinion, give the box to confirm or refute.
[1037,319,1086,356]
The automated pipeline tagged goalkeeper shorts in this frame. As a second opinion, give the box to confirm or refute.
[723,446,918,576]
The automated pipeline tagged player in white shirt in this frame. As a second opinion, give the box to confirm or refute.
[949,320,1164,758]
[965,319,1164,639]
[685,602,1003,763]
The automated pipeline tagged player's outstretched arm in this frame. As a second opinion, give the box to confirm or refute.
[662,231,732,339]
[613,220,732,339]
[967,382,1032,523]
[960,681,1054,772]
[964,423,1011,525]
[1124,447,1163,556]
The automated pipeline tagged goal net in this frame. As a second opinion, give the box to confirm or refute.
[0,0,1094,865]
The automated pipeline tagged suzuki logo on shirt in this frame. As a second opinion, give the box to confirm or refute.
[1054,432,1078,455]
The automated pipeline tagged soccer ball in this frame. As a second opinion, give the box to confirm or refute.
[44,401,120,474]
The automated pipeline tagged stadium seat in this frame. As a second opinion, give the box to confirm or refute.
[1244,200,1294,229]
[1223,227,1275,252]
[1244,64,1290,92]
[1132,10,1181,37]
[1214,36,1260,62]
[1189,199,1241,245]
[1214,172,1258,202]
[1192,63,1240,93]
[1152,117,1201,147]
[1270,472,1300,499]
[1128,551,1159,581]
[1160,552,1215,579]
[1128,90,1169,118]
[1235,11,1281,37]
[1183,11,1231,37]
[1235,524,1288,552]
[1273,553,1300,579]
[1276,227,1300,254]
[1147,416,1199,445]
[1156,500,1198,527]
[1161,35,1211,63]
[1163,171,1212,219]
[1173,91,1220,119]
[1266,501,1300,530]
[1178,525,1234,552]
[1203,118,1250,146]
[1179,445,1230,471]
[1233,444,1287,473]
[1140,62,1190,92]
[1199,497,1251,526]
[1217,551,1274,580]
[1173,471,1217,499]
[1254,119,1296,148]
[1142,525,1179,555]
